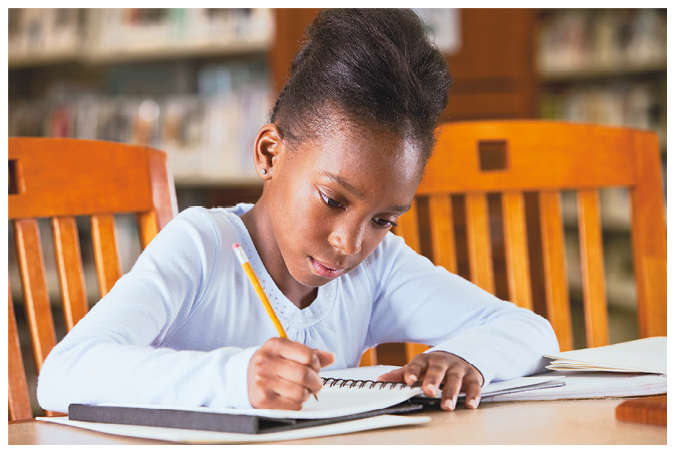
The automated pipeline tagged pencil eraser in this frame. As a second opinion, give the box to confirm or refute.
[232,243,241,250]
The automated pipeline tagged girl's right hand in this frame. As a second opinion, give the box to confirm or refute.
[247,337,335,410]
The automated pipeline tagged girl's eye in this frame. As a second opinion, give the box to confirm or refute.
[373,218,397,228]
[320,192,343,208]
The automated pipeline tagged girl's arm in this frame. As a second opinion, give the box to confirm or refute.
[37,209,257,412]
[366,232,560,387]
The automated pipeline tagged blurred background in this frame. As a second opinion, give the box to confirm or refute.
[7,8,667,414]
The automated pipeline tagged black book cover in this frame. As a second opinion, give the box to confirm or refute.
[68,401,424,435]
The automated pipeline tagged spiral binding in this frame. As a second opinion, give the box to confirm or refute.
[321,377,414,390]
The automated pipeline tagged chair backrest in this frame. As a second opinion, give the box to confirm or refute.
[393,120,666,362]
[8,138,178,420]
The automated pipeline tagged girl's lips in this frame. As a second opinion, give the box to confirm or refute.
[310,257,346,278]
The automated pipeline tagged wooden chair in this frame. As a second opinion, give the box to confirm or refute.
[361,121,666,366]
[8,138,178,420]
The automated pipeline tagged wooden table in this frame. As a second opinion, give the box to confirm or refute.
[9,398,666,445]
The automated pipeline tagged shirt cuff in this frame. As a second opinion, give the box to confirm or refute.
[219,346,259,409]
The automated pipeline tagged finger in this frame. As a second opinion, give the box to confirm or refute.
[403,360,426,386]
[315,349,335,368]
[253,384,307,411]
[377,367,406,382]
[269,375,313,405]
[281,366,324,397]
[273,356,324,396]
[420,362,448,397]
[440,368,464,411]
[462,376,483,409]
[269,338,319,367]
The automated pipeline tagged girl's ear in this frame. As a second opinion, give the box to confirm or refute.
[253,124,284,180]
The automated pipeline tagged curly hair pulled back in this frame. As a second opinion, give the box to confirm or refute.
[269,8,452,161]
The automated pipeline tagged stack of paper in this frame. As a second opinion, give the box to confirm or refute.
[487,371,666,402]
[544,337,666,374]
[485,336,668,402]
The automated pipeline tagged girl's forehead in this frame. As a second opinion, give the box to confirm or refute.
[300,123,423,166]
[289,126,425,196]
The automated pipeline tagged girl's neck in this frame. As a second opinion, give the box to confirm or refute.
[239,200,318,309]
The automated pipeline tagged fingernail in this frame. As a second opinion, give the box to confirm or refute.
[451,395,458,410]
[407,375,417,384]
[425,384,437,396]
[467,396,480,409]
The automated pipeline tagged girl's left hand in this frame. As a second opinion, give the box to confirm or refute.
[377,351,484,411]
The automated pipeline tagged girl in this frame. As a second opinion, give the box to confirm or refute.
[37,9,559,414]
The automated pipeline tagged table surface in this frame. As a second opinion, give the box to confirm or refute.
[9,397,666,445]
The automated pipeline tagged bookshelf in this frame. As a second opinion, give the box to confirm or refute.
[8,8,275,190]
[534,9,667,340]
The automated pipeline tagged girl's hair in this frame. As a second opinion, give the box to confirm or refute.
[269,8,452,161]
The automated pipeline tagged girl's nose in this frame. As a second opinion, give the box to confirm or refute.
[329,220,364,256]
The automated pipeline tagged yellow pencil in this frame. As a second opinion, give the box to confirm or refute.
[232,243,318,401]
[232,243,287,338]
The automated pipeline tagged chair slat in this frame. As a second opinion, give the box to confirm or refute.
[13,219,57,373]
[429,194,457,274]
[52,217,89,331]
[577,190,609,347]
[90,214,122,298]
[538,192,573,351]
[405,343,430,363]
[396,198,421,253]
[629,131,667,338]
[147,148,179,231]
[465,193,495,294]
[502,192,533,309]
[8,286,33,421]
[137,211,159,251]
[359,348,378,367]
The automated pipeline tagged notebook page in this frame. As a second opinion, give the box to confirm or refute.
[100,383,423,420]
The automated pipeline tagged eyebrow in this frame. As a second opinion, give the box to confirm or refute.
[320,171,411,213]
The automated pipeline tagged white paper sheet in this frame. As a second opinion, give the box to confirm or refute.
[544,337,666,374]
[37,414,431,444]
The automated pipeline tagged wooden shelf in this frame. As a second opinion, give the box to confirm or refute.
[84,39,270,65]
[8,39,270,69]
[539,60,666,84]
[8,49,80,68]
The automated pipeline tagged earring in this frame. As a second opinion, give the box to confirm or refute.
[260,169,267,175]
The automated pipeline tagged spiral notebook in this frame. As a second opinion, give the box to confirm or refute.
[66,366,564,434]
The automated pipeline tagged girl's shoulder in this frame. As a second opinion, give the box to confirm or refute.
[163,205,252,250]
[359,231,419,276]
[174,203,252,227]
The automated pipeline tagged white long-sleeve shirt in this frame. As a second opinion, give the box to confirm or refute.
[37,204,560,413]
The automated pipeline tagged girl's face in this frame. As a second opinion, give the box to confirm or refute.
[251,122,425,303]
